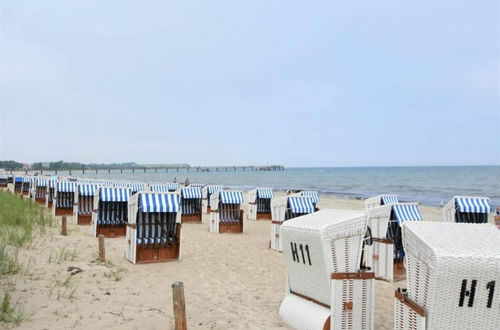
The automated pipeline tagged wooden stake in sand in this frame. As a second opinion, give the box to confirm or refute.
[98,234,105,262]
[172,282,187,330]
[61,216,68,236]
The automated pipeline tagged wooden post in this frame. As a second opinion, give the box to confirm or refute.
[61,216,68,236]
[172,282,187,330]
[98,234,105,262]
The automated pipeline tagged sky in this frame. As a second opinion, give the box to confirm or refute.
[1,1,499,167]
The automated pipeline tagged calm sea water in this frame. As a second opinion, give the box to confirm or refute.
[70,166,500,206]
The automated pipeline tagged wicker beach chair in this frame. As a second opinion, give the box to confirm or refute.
[209,190,244,233]
[394,222,500,330]
[125,192,181,264]
[202,185,223,214]
[270,196,316,252]
[92,187,131,238]
[364,194,399,209]
[53,181,76,217]
[248,188,273,220]
[74,184,98,225]
[279,209,374,330]
[443,196,491,224]
[180,186,202,223]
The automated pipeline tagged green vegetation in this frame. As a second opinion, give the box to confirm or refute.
[0,190,51,325]
[0,161,23,171]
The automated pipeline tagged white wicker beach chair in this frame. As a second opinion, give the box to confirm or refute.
[279,209,374,330]
[270,196,316,251]
[443,196,491,224]
[209,190,244,233]
[125,192,181,264]
[394,222,500,330]
[202,185,223,213]
[363,205,393,281]
[365,194,399,209]
[247,188,273,220]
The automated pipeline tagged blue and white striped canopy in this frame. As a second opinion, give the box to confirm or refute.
[381,195,399,205]
[57,182,76,192]
[207,185,223,194]
[129,183,145,192]
[149,183,179,192]
[15,177,23,183]
[79,184,97,196]
[181,187,202,199]
[455,197,491,214]
[100,187,131,202]
[257,188,273,199]
[139,193,180,213]
[189,184,204,188]
[36,178,49,187]
[114,182,130,188]
[220,191,244,204]
[22,177,31,183]
[392,204,422,224]
[0,174,8,179]
[300,191,320,204]
[288,197,315,214]
[48,180,56,188]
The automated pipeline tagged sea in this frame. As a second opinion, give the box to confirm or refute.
[69,166,500,207]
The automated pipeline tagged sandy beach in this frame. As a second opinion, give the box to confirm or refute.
[3,191,444,330]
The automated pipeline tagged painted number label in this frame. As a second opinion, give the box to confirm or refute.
[290,242,312,265]
[459,279,496,308]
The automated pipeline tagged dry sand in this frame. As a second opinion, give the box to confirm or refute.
[2,192,443,330]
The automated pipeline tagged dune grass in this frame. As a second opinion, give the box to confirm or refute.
[0,190,52,325]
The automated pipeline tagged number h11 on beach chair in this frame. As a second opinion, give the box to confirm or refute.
[394,222,500,330]
[270,196,316,252]
[443,196,491,224]
[248,188,274,220]
[180,186,202,223]
[74,184,98,225]
[92,187,131,238]
[125,192,182,264]
[202,185,223,214]
[279,209,375,330]
[53,181,76,217]
[209,190,244,233]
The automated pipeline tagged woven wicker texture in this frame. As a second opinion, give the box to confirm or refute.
[332,277,374,330]
[281,209,367,306]
[402,222,500,329]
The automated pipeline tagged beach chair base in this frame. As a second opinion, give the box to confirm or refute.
[394,289,426,330]
[35,198,46,205]
[256,212,272,220]
[22,191,29,196]
[219,221,243,233]
[136,244,180,263]
[181,213,202,223]
[55,207,73,216]
[48,201,53,208]
[96,225,126,238]
[78,214,91,225]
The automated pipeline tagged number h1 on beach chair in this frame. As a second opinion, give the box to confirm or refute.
[202,185,223,214]
[125,192,182,264]
[248,188,273,220]
[209,190,244,233]
[443,196,491,224]
[180,186,202,223]
[74,184,98,225]
[92,187,131,238]
[270,196,316,252]
[279,209,375,330]
[53,181,76,217]
[394,222,500,330]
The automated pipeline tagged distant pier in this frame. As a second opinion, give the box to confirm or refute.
[28,165,285,175]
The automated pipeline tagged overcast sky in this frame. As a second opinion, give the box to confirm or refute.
[1,1,499,167]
